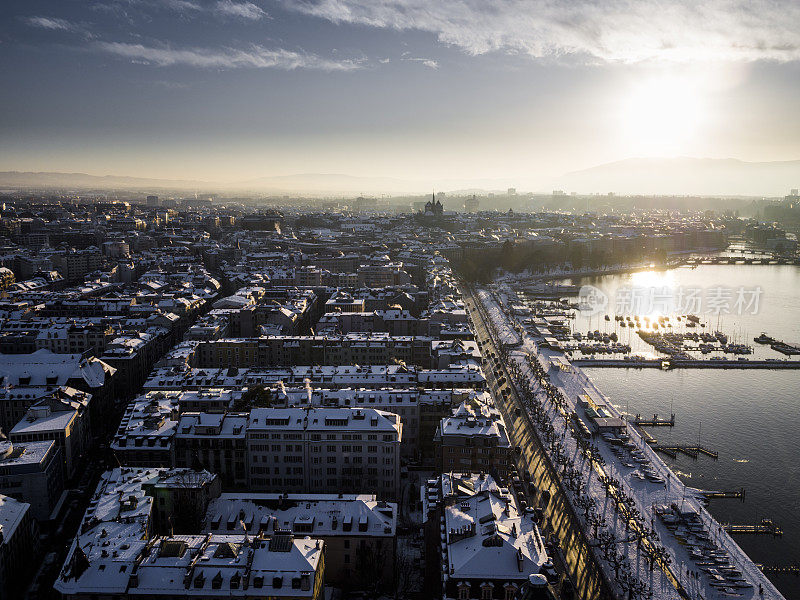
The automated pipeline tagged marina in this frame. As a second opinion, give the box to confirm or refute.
[482,260,800,597]
[572,263,800,598]
[724,520,783,536]
[515,290,800,370]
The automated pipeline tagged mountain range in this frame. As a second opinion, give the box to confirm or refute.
[1,157,798,197]
[556,157,800,197]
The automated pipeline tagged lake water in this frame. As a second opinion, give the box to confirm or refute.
[558,265,800,598]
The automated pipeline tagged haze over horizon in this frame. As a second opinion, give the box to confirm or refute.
[2,1,800,193]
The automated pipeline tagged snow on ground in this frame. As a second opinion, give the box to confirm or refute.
[477,289,521,347]
[475,286,784,600]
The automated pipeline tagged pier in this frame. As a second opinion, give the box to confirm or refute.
[680,255,800,266]
[758,564,800,576]
[653,445,718,460]
[634,413,675,427]
[573,357,800,369]
[724,519,783,536]
[520,284,578,299]
[699,488,746,502]
[637,427,657,444]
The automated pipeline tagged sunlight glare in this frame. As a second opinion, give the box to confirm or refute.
[619,74,705,155]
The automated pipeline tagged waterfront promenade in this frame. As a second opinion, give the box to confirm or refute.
[468,284,785,600]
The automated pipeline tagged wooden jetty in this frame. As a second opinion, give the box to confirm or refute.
[639,429,657,444]
[699,488,746,502]
[573,357,800,369]
[724,519,782,536]
[757,563,800,575]
[633,413,675,427]
[653,445,718,460]
[681,255,800,266]
[771,341,800,355]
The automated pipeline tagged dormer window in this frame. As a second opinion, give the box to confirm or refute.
[481,583,493,600]
[457,582,470,600]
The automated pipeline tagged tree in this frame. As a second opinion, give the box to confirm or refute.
[236,385,274,410]
[587,512,607,538]
[354,542,390,595]
[393,542,417,599]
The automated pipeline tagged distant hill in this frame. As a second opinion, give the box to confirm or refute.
[0,171,209,191]
[556,158,800,197]
[239,173,416,194]
[238,173,518,195]
[3,158,799,197]
[0,171,515,196]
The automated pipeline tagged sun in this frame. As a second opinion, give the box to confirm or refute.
[619,74,705,155]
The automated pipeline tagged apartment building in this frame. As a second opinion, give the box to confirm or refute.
[0,439,64,521]
[0,495,37,599]
[435,397,513,480]
[54,467,325,600]
[173,412,248,489]
[144,364,486,392]
[247,407,402,500]
[9,393,91,479]
[206,492,396,590]
[195,334,437,369]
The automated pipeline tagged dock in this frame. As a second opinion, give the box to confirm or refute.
[699,488,746,502]
[771,342,800,355]
[639,428,657,444]
[574,357,800,369]
[653,445,718,460]
[724,519,782,536]
[633,413,675,427]
[681,255,800,266]
[520,284,578,299]
[758,564,800,576]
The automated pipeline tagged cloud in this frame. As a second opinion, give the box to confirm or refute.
[402,57,439,69]
[95,41,362,71]
[24,16,82,32]
[214,0,268,20]
[283,0,800,64]
[94,0,265,21]
[163,0,203,11]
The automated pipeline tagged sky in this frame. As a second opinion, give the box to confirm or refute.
[1,0,800,188]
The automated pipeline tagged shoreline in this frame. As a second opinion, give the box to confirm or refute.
[573,358,800,369]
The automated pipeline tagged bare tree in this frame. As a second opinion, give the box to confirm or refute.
[354,542,390,596]
[393,542,417,600]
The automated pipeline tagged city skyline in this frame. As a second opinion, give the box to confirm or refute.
[2,0,800,188]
